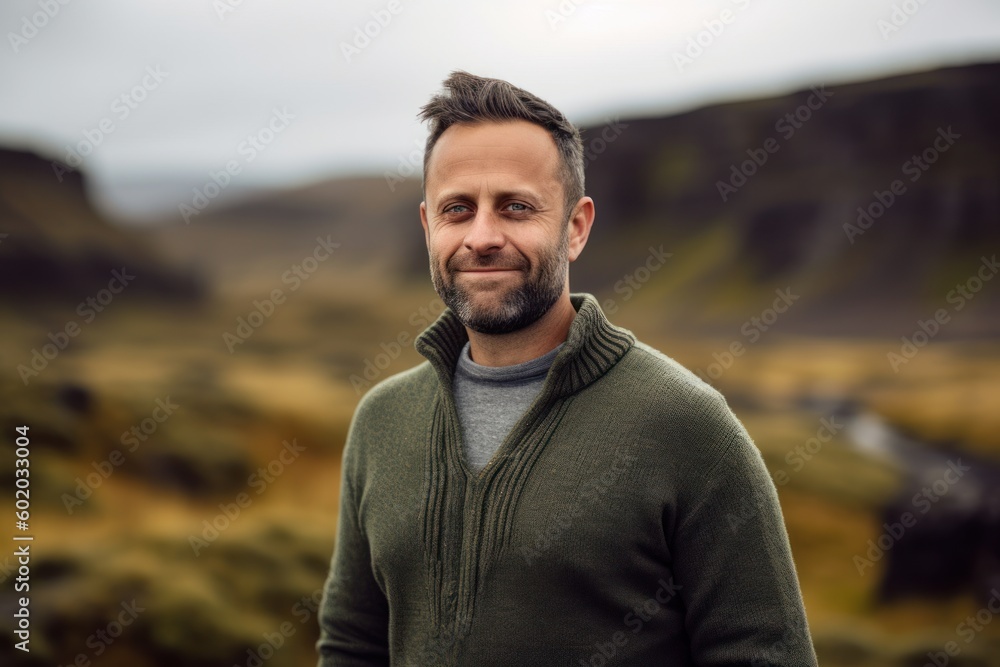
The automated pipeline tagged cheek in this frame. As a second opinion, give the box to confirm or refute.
[513,234,553,261]
[432,227,469,253]
[428,235,458,267]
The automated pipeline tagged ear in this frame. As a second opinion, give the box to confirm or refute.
[419,201,430,248]
[566,196,595,263]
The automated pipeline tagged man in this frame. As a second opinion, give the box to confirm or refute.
[317,71,818,666]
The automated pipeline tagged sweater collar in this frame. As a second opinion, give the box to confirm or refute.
[414,292,635,400]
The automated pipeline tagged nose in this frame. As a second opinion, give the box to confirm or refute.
[463,209,506,257]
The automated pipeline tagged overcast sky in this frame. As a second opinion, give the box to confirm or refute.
[2,0,999,219]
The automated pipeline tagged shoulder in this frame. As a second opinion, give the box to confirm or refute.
[616,340,730,418]
[602,338,755,473]
[340,360,438,475]
[351,360,438,425]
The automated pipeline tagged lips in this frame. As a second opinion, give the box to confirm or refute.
[455,269,523,280]
[451,260,525,272]
[448,255,528,276]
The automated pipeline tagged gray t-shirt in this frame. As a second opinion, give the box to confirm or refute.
[452,340,564,473]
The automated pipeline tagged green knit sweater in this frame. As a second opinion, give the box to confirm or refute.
[317,293,817,666]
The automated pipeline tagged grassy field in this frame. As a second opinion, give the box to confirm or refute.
[2,273,999,666]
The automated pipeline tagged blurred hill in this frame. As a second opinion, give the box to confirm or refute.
[138,60,999,336]
[2,60,1000,667]
[0,148,204,305]
[144,176,428,293]
[579,60,1000,337]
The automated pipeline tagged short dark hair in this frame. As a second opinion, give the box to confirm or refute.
[417,70,585,222]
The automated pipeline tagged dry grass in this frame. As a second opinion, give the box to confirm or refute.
[2,287,999,665]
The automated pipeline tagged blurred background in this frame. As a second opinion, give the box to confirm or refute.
[1,1,999,665]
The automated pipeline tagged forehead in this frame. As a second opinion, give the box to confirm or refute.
[424,120,562,197]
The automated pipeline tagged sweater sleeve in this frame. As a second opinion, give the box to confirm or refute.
[316,413,390,667]
[670,397,818,666]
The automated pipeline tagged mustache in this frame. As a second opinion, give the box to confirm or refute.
[447,255,529,272]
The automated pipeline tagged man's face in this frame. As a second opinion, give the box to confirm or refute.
[420,120,574,335]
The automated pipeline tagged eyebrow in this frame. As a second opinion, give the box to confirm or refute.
[435,189,547,205]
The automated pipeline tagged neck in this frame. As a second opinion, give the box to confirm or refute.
[465,292,576,367]
[416,292,635,401]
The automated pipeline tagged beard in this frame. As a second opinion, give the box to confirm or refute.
[429,226,569,335]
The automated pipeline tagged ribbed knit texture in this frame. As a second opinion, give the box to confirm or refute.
[317,293,818,666]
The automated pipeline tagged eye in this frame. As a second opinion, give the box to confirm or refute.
[445,203,471,214]
[505,202,531,213]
